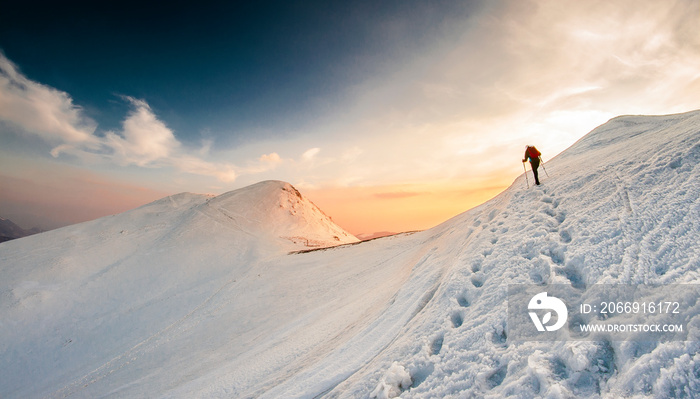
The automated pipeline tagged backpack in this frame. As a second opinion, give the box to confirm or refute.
[527,146,541,159]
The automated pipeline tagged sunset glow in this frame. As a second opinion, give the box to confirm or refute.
[307,181,509,237]
[1,0,698,236]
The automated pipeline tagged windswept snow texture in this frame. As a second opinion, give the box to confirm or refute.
[1,111,700,398]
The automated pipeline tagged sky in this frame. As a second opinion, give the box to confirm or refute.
[1,0,699,236]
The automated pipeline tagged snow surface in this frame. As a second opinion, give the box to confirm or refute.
[1,111,699,398]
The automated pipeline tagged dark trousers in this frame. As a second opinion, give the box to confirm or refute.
[529,158,540,185]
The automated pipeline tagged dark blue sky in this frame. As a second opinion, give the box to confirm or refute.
[0,0,477,147]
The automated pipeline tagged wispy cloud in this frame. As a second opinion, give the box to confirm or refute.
[0,53,239,182]
[101,96,180,166]
[301,147,321,162]
[259,152,282,164]
[0,52,97,144]
[285,0,700,191]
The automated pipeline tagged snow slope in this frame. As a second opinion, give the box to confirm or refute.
[1,111,699,398]
[0,180,360,398]
[328,110,700,398]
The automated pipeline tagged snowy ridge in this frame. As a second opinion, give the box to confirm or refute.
[0,111,699,398]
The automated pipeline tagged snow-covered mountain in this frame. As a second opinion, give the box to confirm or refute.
[0,216,41,243]
[203,180,359,248]
[1,110,699,398]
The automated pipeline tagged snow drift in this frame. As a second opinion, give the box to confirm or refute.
[1,110,699,398]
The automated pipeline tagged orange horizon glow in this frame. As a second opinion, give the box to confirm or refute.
[305,179,511,237]
[0,163,511,236]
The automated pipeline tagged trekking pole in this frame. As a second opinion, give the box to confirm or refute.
[539,156,549,177]
[523,161,529,189]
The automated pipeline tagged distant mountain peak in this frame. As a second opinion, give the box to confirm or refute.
[205,180,358,248]
[0,216,40,243]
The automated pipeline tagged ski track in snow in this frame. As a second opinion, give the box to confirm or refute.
[1,111,700,398]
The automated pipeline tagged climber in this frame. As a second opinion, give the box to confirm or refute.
[523,145,542,185]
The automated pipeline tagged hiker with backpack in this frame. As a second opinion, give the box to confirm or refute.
[523,145,542,186]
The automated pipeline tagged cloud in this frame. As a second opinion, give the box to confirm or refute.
[0,53,240,182]
[173,155,237,182]
[302,147,321,162]
[198,138,213,156]
[0,52,97,144]
[232,152,283,176]
[287,0,700,191]
[488,0,700,112]
[259,152,282,164]
[100,96,180,166]
[54,96,239,181]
